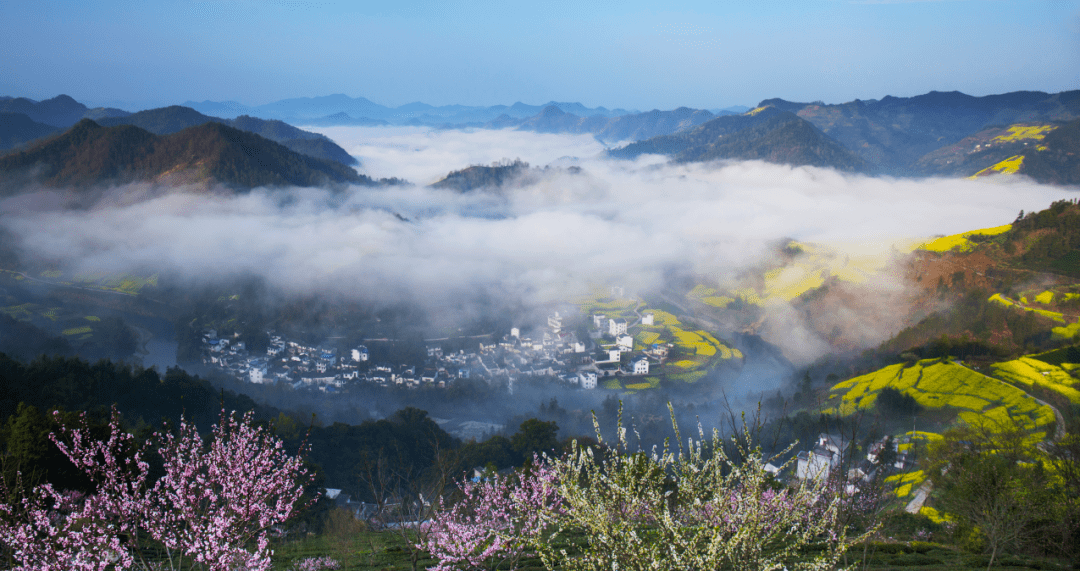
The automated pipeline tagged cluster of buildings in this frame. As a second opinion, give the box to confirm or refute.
[794,432,918,485]
[197,307,667,392]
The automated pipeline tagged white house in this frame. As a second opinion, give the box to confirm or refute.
[592,314,606,329]
[796,433,851,480]
[616,335,634,351]
[796,449,834,480]
[548,312,563,333]
[579,371,598,389]
[608,319,627,336]
[249,365,269,384]
[572,341,585,353]
[630,357,649,375]
[641,313,655,326]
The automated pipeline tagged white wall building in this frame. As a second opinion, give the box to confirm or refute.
[616,335,634,351]
[608,319,627,336]
[547,312,562,333]
[641,313,655,326]
[631,357,649,375]
[579,371,598,389]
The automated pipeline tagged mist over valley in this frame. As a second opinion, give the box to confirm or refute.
[1,101,1077,443]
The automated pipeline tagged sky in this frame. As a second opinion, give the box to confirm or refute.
[1,0,1078,111]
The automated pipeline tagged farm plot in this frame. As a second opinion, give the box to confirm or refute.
[918,224,1011,253]
[989,357,1080,405]
[828,358,1055,432]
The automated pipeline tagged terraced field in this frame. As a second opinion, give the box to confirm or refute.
[574,290,741,390]
[989,356,1080,405]
[991,124,1055,143]
[828,358,1056,433]
[917,224,1011,253]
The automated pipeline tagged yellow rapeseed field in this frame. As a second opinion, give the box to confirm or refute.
[919,225,1011,253]
[992,124,1055,143]
[990,357,1080,404]
[829,358,1055,431]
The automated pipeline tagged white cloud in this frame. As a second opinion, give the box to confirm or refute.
[2,127,1076,362]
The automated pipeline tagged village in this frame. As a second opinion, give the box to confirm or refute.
[198,307,670,393]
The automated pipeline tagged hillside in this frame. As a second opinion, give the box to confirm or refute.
[0,119,367,192]
[673,112,868,171]
[0,113,59,151]
[430,159,584,191]
[764,90,1080,173]
[608,107,867,172]
[430,159,535,191]
[97,106,358,166]
[0,94,89,128]
[499,105,716,142]
[1018,117,1080,185]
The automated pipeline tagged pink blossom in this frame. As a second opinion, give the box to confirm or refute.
[0,407,315,571]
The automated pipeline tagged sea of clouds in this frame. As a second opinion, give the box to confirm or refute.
[2,126,1076,363]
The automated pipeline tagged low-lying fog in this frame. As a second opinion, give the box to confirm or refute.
[1,126,1076,432]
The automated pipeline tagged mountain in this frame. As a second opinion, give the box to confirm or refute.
[914,118,1080,185]
[0,119,366,193]
[252,94,393,122]
[763,90,1080,173]
[513,105,609,134]
[606,108,867,171]
[481,105,717,142]
[186,95,637,126]
[607,107,791,159]
[298,112,390,127]
[95,106,358,166]
[430,160,535,191]
[914,123,1055,177]
[1017,118,1080,186]
[97,105,217,134]
[181,99,252,118]
[0,95,89,128]
[595,107,716,142]
[673,112,869,172]
[82,107,132,121]
[430,159,584,192]
[228,115,359,166]
[0,113,59,152]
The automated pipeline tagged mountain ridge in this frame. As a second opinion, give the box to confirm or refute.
[0,119,368,194]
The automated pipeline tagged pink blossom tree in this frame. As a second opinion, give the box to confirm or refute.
[424,460,561,571]
[0,407,314,571]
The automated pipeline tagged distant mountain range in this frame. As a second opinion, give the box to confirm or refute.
[602,90,1080,178]
[3,90,1079,187]
[182,94,644,126]
[0,119,370,196]
[0,97,356,167]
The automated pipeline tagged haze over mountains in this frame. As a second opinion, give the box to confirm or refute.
[2,88,1079,197]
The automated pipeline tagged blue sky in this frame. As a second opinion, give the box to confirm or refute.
[2,0,1078,111]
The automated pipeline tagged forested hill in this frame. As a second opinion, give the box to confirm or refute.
[0,119,369,192]
[97,106,358,167]
[0,352,562,498]
[1019,117,1080,186]
[762,89,1080,173]
[672,111,868,171]
[609,108,868,172]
